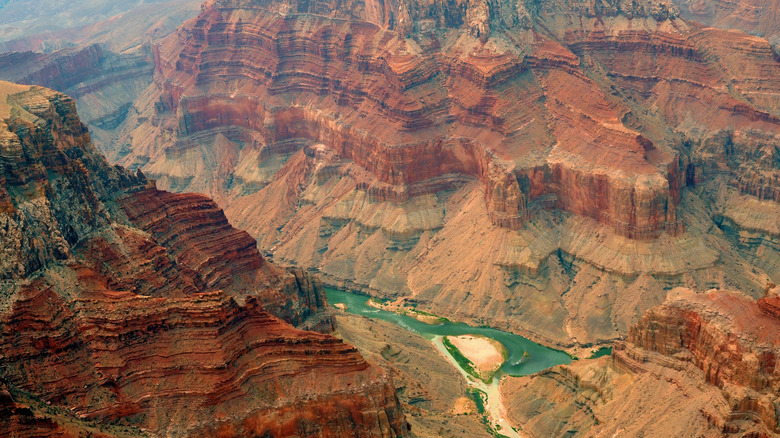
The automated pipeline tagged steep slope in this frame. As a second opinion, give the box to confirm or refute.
[501,286,780,437]
[103,0,780,347]
[0,82,408,437]
[0,0,203,159]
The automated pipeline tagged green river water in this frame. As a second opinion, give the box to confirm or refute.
[326,288,572,376]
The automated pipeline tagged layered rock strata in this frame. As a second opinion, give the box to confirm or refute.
[501,287,780,437]
[2,285,404,437]
[101,0,780,347]
[130,0,687,239]
[0,82,407,437]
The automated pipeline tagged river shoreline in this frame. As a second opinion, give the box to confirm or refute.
[445,334,507,382]
[327,288,572,438]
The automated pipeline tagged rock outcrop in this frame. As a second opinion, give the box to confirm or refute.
[0,82,408,437]
[117,187,332,329]
[129,0,687,240]
[501,287,780,437]
[0,377,131,438]
[0,0,205,159]
[2,284,404,437]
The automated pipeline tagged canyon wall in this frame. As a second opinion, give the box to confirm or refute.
[0,82,408,437]
[89,0,780,348]
[135,0,686,239]
[501,286,780,437]
[0,0,205,158]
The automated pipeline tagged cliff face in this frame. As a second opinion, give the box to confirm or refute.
[501,287,780,437]
[117,187,332,329]
[133,0,687,240]
[2,286,404,437]
[629,289,780,396]
[0,82,130,279]
[98,0,780,347]
[0,377,129,438]
[0,82,407,437]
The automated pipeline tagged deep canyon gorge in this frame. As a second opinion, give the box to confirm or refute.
[0,0,779,436]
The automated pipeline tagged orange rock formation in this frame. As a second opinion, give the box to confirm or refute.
[502,287,780,437]
[3,0,778,348]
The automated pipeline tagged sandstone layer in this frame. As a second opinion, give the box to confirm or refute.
[0,82,408,437]
[0,43,156,159]
[0,0,205,163]
[93,0,780,348]
[501,287,780,437]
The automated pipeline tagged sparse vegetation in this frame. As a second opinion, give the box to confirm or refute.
[466,388,486,414]
[443,336,481,380]
[467,388,511,438]
[369,297,449,324]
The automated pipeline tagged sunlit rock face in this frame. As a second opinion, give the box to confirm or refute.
[124,0,689,240]
[85,0,780,347]
[0,82,408,437]
[501,286,780,437]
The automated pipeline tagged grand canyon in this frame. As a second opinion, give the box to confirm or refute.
[0,0,778,436]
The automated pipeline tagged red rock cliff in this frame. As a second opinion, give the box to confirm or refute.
[501,287,780,437]
[624,288,780,435]
[0,81,408,437]
[628,288,780,396]
[119,0,707,240]
[93,0,780,349]
[1,282,405,437]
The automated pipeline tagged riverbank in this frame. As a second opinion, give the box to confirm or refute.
[326,288,572,376]
[332,312,495,437]
[362,295,606,364]
[326,288,573,437]
[367,297,448,324]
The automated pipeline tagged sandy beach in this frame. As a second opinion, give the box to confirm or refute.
[367,297,445,324]
[447,334,506,378]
